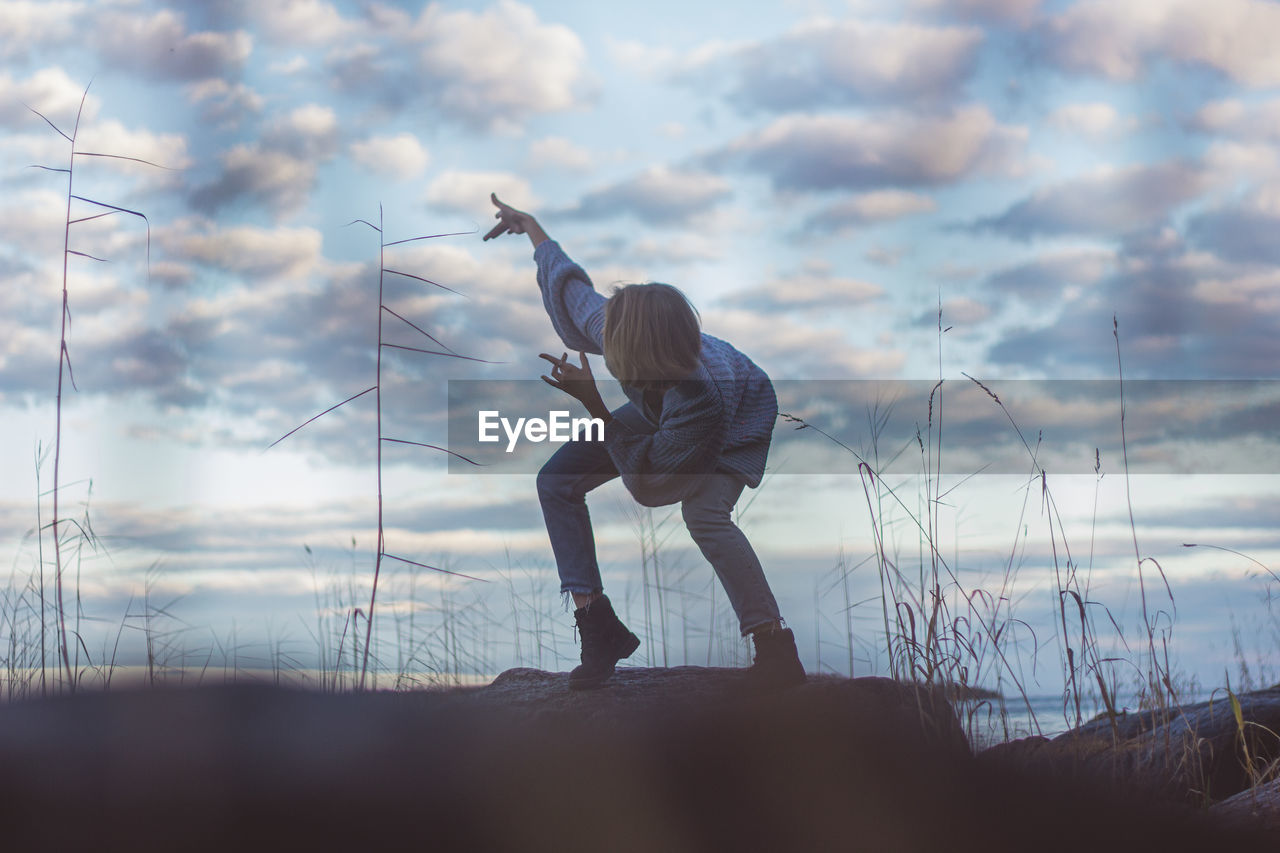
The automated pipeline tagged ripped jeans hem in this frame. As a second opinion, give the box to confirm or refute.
[560,587,602,612]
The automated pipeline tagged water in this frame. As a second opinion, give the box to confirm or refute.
[960,689,1217,751]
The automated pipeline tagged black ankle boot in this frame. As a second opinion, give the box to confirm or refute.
[745,626,806,690]
[570,594,640,690]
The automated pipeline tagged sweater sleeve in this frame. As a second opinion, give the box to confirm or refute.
[534,240,606,355]
[603,385,729,507]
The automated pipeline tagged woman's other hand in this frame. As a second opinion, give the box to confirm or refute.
[539,351,610,422]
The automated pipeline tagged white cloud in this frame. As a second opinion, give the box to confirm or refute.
[984,247,1115,299]
[253,0,353,45]
[426,170,538,219]
[526,136,593,173]
[719,262,884,313]
[807,191,937,233]
[322,42,390,95]
[674,17,983,110]
[305,3,589,131]
[986,229,1280,378]
[606,36,678,77]
[1191,267,1280,313]
[1201,140,1280,183]
[162,221,324,280]
[0,66,99,128]
[76,119,192,175]
[865,245,906,267]
[705,309,905,379]
[0,188,70,257]
[187,80,264,129]
[567,166,732,225]
[976,161,1211,239]
[269,104,338,153]
[350,133,430,177]
[269,55,310,75]
[0,249,187,400]
[611,235,722,266]
[1191,99,1247,132]
[415,1,589,131]
[0,1,81,59]
[190,104,340,216]
[191,146,316,216]
[1191,97,1280,147]
[94,8,252,82]
[1186,182,1280,265]
[711,106,1028,190]
[937,297,992,325]
[912,0,1041,25]
[1047,102,1130,136]
[1045,0,1280,87]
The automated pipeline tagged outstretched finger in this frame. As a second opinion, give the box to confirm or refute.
[483,222,508,241]
[538,352,569,368]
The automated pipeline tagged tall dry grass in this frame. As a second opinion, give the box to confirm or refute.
[23,82,165,696]
[268,207,491,689]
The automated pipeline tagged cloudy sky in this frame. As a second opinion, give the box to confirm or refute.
[2,0,1279,708]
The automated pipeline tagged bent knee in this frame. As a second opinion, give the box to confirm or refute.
[681,502,733,536]
[536,467,567,503]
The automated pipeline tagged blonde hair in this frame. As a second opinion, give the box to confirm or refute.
[603,282,702,391]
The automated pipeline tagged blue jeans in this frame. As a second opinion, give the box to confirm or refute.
[536,402,783,636]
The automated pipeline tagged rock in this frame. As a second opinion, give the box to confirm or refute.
[0,670,1269,851]
[463,667,973,758]
[1213,777,1280,834]
[978,686,1280,807]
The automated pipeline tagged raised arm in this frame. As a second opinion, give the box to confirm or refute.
[485,193,606,354]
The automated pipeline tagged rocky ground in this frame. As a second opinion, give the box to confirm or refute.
[0,668,1274,850]
[979,683,1280,833]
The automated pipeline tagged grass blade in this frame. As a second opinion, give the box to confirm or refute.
[74,151,176,170]
[384,268,466,297]
[379,342,500,363]
[69,211,123,225]
[70,195,149,221]
[61,342,78,392]
[1184,542,1280,584]
[380,553,489,583]
[268,385,377,450]
[25,104,71,142]
[67,250,108,263]
[382,229,476,248]
[70,195,152,280]
[381,305,457,353]
[380,437,486,466]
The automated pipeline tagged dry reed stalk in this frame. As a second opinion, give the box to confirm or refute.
[29,82,163,693]
[270,209,489,689]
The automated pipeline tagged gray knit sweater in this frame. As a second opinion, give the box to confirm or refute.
[535,240,777,507]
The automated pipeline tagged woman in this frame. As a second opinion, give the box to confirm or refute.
[485,193,804,691]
